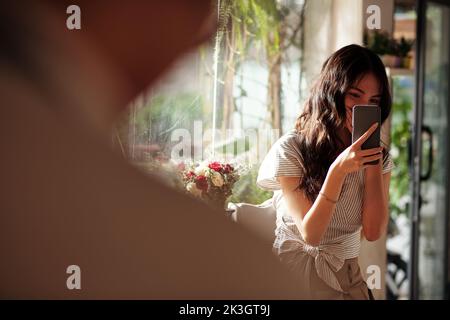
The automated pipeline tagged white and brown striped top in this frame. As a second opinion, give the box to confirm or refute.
[257,129,395,293]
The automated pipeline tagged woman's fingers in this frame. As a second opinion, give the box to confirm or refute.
[356,147,383,157]
[352,122,379,149]
[346,109,352,131]
[361,152,383,164]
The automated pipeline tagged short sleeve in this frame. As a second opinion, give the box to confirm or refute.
[382,150,395,174]
[256,131,303,191]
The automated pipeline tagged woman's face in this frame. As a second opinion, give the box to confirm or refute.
[344,73,382,134]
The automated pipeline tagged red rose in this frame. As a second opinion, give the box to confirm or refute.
[223,164,234,174]
[195,175,208,191]
[208,161,222,172]
[185,171,196,180]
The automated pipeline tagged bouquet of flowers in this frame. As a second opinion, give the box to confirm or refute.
[180,160,240,210]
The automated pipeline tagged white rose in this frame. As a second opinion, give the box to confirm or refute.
[211,171,224,187]
[194,165,207,176]
[187,182,202,197]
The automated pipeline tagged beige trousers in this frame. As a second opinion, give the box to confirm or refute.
[279,252,373,300]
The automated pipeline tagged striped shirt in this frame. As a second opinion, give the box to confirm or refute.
[257,129,395,293]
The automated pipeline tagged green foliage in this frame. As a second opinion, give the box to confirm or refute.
[397,37,415,57]
[389,78,413,217]
[133,93,205,152]
[217,0,300,206]
[364,30,414,57]
[364,30,392,55]
[230,165,273,204]
[232,0,284,57]
[218,0,233,33]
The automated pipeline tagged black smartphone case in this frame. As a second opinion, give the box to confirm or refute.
[351,105,381,165]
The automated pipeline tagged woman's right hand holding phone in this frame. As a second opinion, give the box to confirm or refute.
[331,123,383,176]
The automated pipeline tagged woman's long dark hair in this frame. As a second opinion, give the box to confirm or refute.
[294,44,391,203]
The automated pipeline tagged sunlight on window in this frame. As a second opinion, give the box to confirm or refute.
[115,0,307,205]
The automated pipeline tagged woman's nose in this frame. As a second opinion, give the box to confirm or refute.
[360,97,372,105]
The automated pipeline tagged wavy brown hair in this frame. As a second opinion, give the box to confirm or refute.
[294,44,391,203]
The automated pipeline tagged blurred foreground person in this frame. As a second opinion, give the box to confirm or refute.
[0,1,307,299]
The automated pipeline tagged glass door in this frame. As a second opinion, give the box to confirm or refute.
[411,0,450,300]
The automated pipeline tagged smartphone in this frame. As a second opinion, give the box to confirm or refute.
[351,105,381,165]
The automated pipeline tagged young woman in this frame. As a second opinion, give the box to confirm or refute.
[257,44,395,300]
